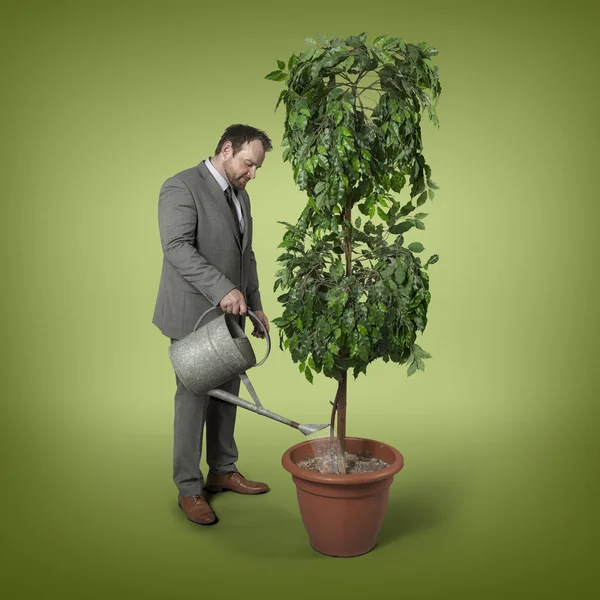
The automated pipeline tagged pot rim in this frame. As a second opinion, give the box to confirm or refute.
[281,436,404,485]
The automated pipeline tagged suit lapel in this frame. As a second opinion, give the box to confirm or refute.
[196,162,242,250]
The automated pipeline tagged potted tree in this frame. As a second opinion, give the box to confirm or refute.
[265,32,442,557]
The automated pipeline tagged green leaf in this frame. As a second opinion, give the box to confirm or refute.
[390,221,412,234]
[296,165,307,189]
[265,70,287,82]
[413,344,432,359]
[317,31,330,45]
[414,213,428,219]
[394,265,406,284]
[416,191,428,206]
[377,206,388,222]
[305,37,317,45]
[400,202,415,216]
[407,360,418,377]
[329,261,345,280]
[346,33,367,48]
[426,254,439,266]
[328,87,344,100]
[297,114,308,131]
[371,47,393,64]
[408,242,424,253]
[277,60,286,70]
[275,90,286,111]
[317,154,329,169]
[304,367,314,383]
[343,308,355,331]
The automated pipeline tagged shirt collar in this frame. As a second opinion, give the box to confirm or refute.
[205,158,230,193]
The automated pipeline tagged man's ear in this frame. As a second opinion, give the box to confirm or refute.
[221,140,233,159]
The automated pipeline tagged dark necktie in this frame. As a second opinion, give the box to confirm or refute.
[224,186,240,232]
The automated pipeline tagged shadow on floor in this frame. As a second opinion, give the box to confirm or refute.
[377,479,462,547]
[169,474,465,558]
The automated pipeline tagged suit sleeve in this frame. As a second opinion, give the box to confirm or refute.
[158,177,236,306]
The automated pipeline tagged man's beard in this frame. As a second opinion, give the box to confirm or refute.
[223,161,247,191]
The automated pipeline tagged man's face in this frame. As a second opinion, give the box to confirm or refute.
[222,140,266,191]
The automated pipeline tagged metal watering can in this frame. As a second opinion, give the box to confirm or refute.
[168,307,328,436]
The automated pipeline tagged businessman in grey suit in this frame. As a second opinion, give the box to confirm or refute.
[153,124,272,526]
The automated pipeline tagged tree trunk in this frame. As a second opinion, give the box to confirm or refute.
[336,373,347,451]
[336,195,352,453]
[329,380,346,474]
[327,196,354,473]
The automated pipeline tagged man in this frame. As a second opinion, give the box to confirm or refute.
[153,124,272,526]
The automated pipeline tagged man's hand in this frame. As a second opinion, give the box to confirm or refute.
[219,289,247,315]
[251,310,270,339]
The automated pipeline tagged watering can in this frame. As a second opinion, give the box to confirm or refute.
[168,307,328,436]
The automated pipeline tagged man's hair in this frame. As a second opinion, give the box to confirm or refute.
[215,124,273,155]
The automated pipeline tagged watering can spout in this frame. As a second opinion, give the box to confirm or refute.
[206,388,328,436]
[298,423,329,436]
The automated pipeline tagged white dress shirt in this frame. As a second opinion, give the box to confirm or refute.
[205,158,244,234]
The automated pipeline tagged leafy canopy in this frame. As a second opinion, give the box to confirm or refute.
[266,33,441,383]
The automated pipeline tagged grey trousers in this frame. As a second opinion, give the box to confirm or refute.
[171,339,240,497]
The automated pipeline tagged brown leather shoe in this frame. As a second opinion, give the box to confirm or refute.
[205,471,270,495]
[178,495,218,525]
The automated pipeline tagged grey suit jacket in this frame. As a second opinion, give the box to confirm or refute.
[152,161,262,340]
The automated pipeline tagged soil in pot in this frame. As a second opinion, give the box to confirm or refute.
[297,450,389,474]
[295,438,389,474]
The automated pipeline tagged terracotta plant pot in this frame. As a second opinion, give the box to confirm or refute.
[282,436,404,557]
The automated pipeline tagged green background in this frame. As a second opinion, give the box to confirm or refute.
[2,0,598,597]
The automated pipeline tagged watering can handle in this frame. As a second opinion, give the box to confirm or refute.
[193,306,271,367]
[248,311,271,367]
